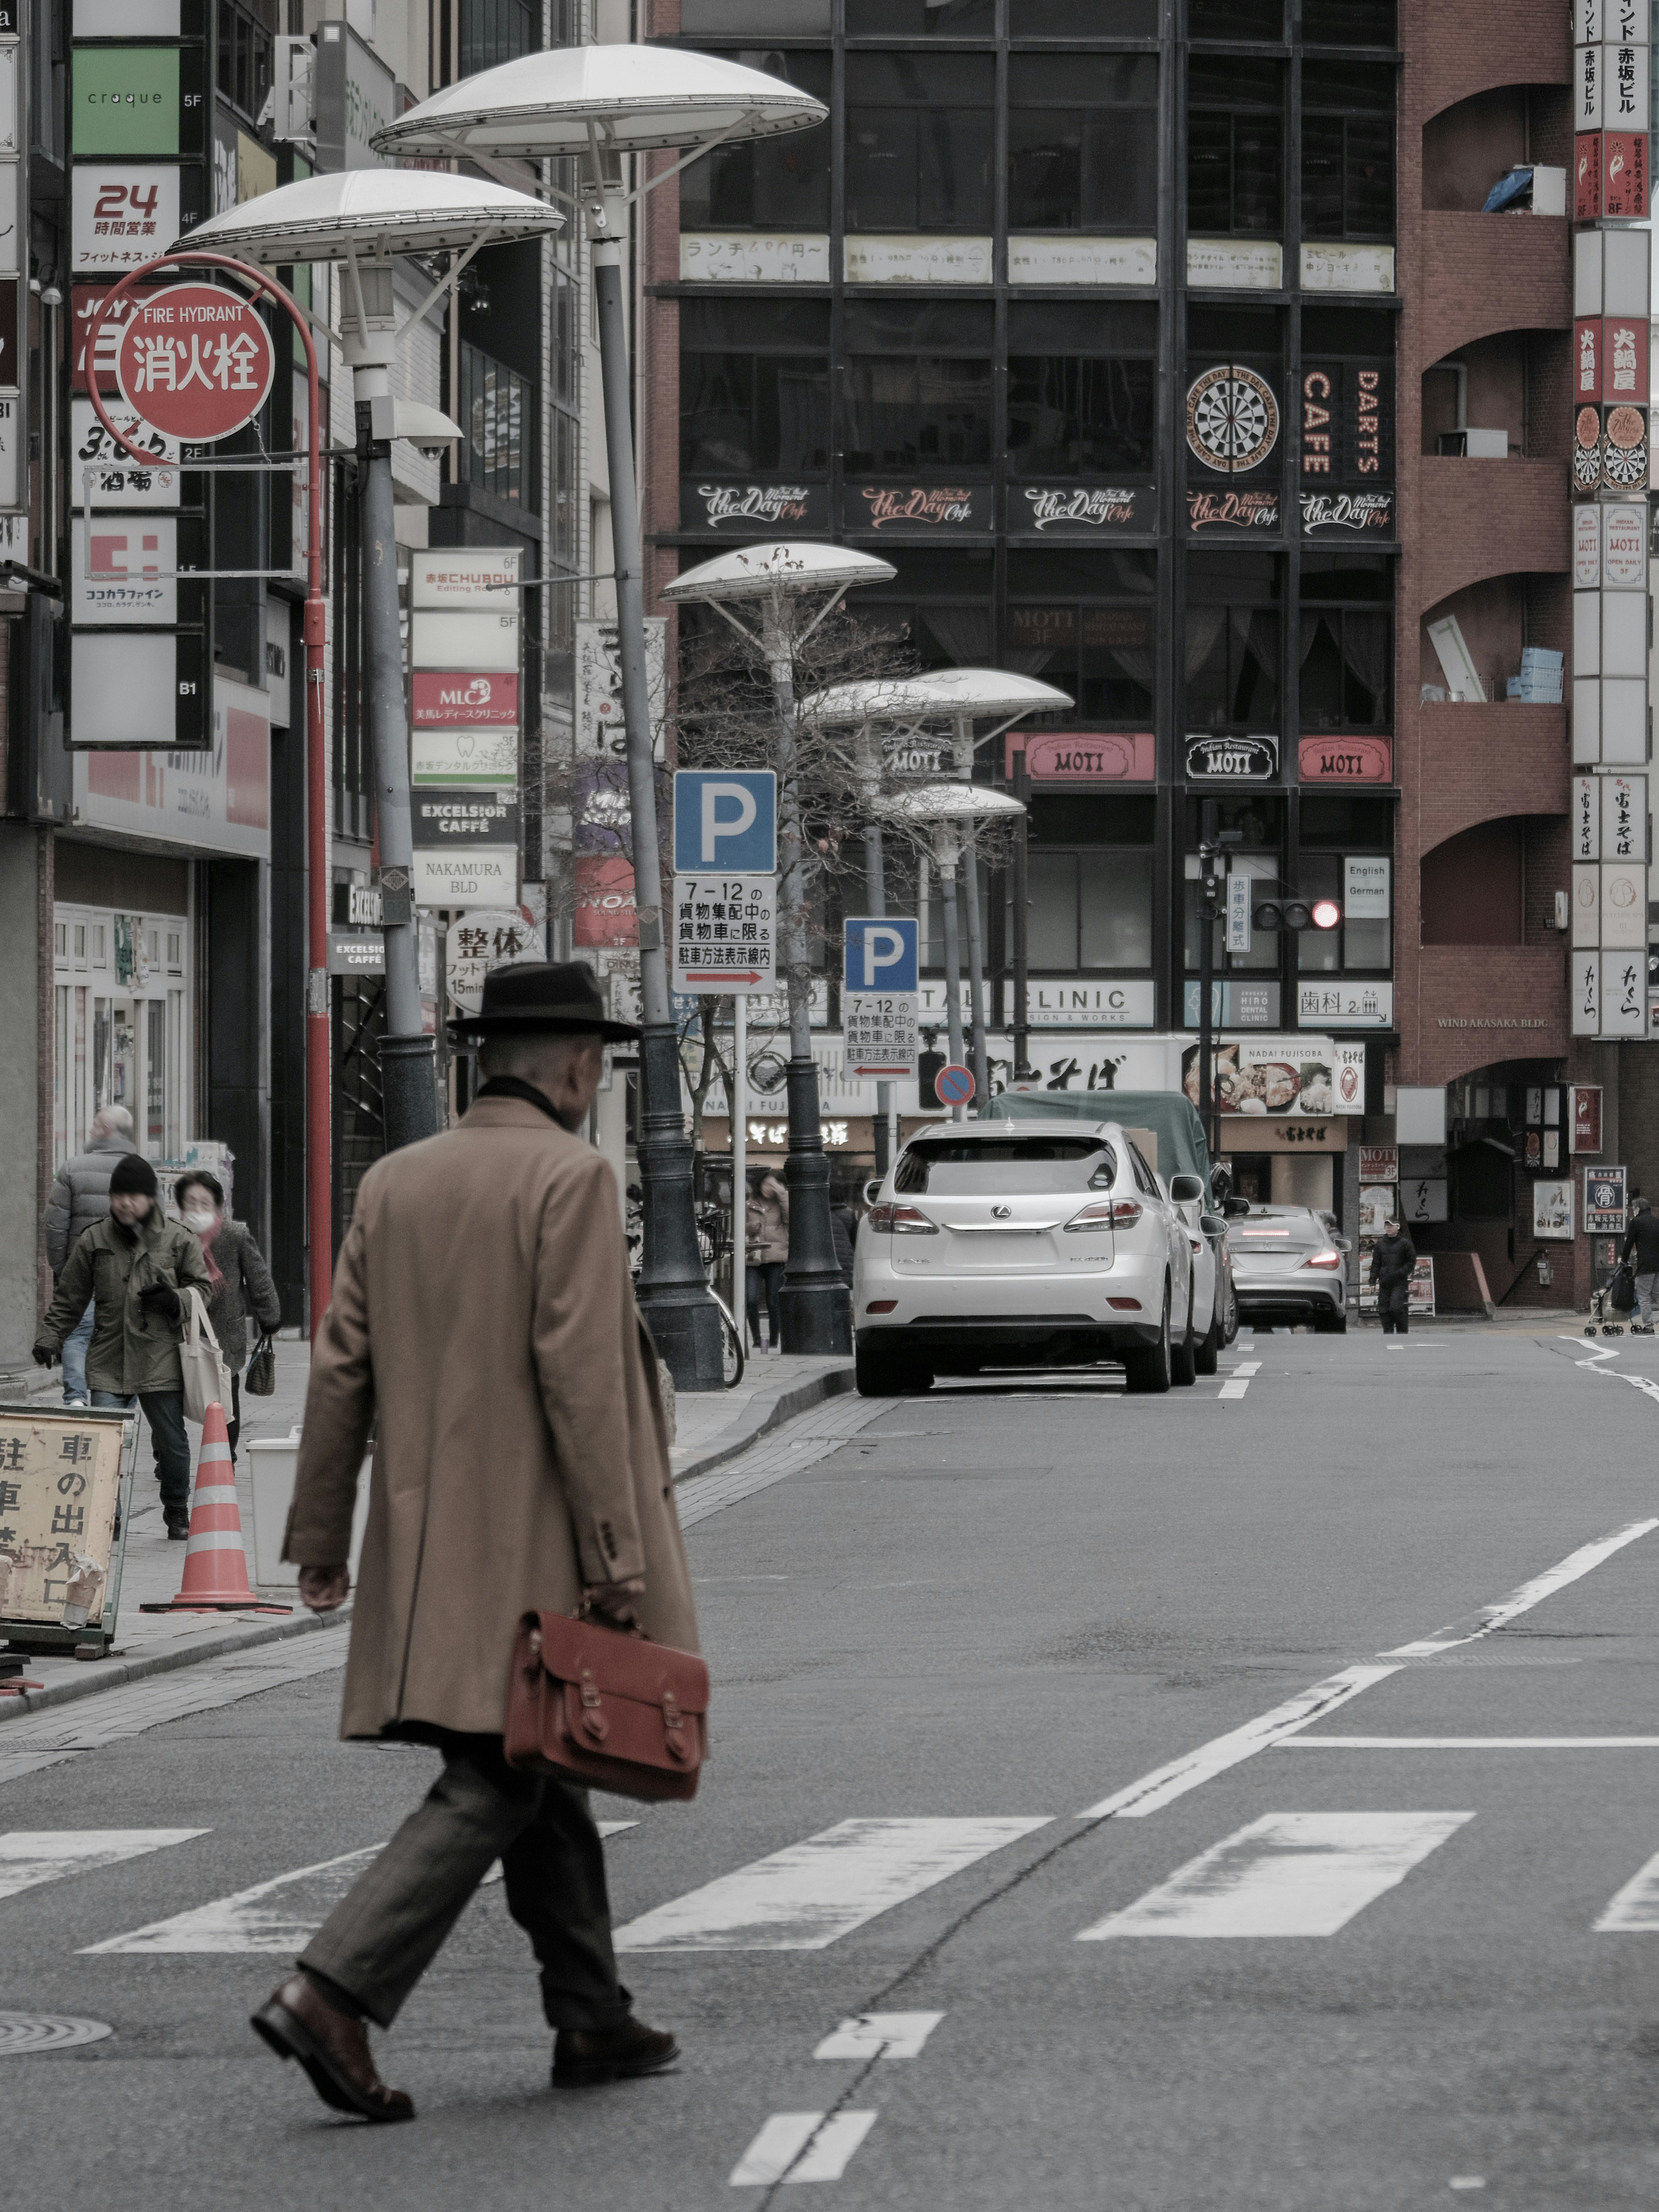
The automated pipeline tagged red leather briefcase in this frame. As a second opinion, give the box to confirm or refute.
[504,1608,709,1802]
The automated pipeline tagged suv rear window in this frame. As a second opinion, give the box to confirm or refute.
[893,1138,1116,1195]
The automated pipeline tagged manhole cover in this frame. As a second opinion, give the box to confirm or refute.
[0,2012,112,2054]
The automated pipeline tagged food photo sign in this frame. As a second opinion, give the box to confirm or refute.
[1180,1036,1336,1119]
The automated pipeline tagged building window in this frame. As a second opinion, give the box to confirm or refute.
[1007,549,1157,721]
[1294,852,1392,973]
[1301,62,1395,241]
[1189,0,1282,35]
[459,341,534,508]
[216,0,273,122]
[842,300,994,474]
[461,0,538,78]
[1187,57,1284,238]
[847,0,994,32]
[1008,1,1160,35]
[680,356,831,475]
[1302,0,1395,46]
[1184,552,1281,730]
[1029,851,1155,970]
[853,548,995,671]
[845,53,995,232]
[680,51,832,229]
[1007,54,1158,233]
[1299,553,1392,732]
[1007,302,1157,479]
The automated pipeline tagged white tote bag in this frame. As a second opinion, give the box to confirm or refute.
[179,1287,233,1425]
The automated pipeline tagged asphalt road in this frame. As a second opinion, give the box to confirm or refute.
[7,1323,1659,2209]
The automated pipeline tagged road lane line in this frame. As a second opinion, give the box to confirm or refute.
[731,2112,878,2186]
[1277,1736,1659,1750]
[1076,1812,1474,1940]
[613,1817,1052,1952]
[82,1823,637,1953]
[1229,1362,1262,1376]
[813,2012,943,2060]
[1217,1379,1251,1399]
[0,1829,207,1903]
[1076,1518,1659,1819]
[1594,1852,1659,1929]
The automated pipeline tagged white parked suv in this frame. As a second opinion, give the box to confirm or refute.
[853,1120,1222,1395]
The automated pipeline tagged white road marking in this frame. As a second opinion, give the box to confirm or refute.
[1229,1362,1262,1377]
[613,1817,1051,1952]
[1217,1379,1251,1400]
[1595,1851,1659,1929]
[1076,1812,1474,1940]
[82,1823,637,1954]
[1278,1736,1659,1750]
[813,2012,943,2060]
[731,2112,878,2187]
[1381,1519,1659,1658]
[1074,1517,1659,1820]
[0,1829,206,1903]
[1075,1665,1399,1821]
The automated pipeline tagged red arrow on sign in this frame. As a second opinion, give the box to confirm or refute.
[684,970,763,983]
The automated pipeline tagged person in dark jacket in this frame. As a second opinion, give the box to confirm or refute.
[43,1105,137,1406]
[34,1153,213,1536]
[174,1171,282,1457]
[829,1201,856,1287]
[1369,1216,1417,1334]
[1621,1197,1659,1332]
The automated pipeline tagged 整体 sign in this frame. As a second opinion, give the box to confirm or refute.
[843,916,920,1076]
[1584,1163,1627,1233]
[114,283,276,442]
[673,769,777,874]
[672,874,776,992]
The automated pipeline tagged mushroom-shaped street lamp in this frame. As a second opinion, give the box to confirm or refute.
[876,784,1027,1122]
[662,542,894,1358]
[806,670,1069,1112]
[179,171,565,1154]
[372,51,828,1389]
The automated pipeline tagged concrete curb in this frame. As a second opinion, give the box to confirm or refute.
[0,1360,856,1727]
[671,1360,856,1485]
[0,1607,350,1725]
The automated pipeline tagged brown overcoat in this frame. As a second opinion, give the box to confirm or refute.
[283,1093,699,1741]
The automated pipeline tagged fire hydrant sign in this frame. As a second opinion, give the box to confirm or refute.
[672,874,775,992]
[114,283,276,442]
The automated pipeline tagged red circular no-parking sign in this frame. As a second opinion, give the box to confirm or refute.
[114,282,276,442]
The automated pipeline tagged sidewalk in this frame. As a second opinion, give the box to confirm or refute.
[0,1337,853,1723]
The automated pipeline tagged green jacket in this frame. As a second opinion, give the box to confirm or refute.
[38,1211,213,1396]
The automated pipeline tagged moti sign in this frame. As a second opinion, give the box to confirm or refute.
[114,283,276,442]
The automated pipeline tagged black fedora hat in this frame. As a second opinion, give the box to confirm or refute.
[446,961,640,1044]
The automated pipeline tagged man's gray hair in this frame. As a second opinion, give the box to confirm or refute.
[478,1030,602,1081]
[92,1104,133,1137]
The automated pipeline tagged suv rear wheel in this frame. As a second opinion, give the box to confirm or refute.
[1170,1280,1198,1386]
[1122,1287,1172,1394]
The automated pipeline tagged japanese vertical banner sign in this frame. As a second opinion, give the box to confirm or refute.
[0,1407,127,1629]
[114,283,276,442]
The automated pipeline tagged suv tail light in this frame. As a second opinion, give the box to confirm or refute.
[1064,1198,1140,1234]
[865,1202,939,1236]
[1306,1248,1342,1270]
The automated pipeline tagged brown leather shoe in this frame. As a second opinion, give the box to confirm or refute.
[251,1974,415,2123]
[552,2015,679,2087]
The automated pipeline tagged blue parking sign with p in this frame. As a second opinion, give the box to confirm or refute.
[843,916,918,994]
[672,769,776,873]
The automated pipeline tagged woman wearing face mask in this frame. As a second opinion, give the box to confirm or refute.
[172,1172,282,1459]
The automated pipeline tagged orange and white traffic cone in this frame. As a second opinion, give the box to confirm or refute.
[139,1401,290,1614]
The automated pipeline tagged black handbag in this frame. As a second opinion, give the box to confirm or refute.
[1608,1263,1637,1314]
[245,1332,277,1395]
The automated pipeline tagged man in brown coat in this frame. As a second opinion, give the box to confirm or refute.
[251,964,699,2124]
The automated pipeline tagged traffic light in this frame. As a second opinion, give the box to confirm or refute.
[1252,889,1342,932]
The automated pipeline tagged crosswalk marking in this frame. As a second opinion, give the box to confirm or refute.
[614,1817,1051,1953]
[80,1822,637,1954]
[1594,1850,1659,1930]
[730,2112,878,2186]
[1076,1812,1475,1940]
[1217,1378,1251,1399]
[0,1829,207,1903]
[813,2012,943,2060]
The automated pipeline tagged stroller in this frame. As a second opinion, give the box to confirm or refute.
[1587,1261,1639,1337]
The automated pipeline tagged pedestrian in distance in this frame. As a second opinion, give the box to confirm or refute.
[1621,1195,1659,1333]
[252,962,698,2125]
[43,1103,138,1407]
[32,1152,212,1538]
[172,1170,281,1457]
[829,1195,856,1288]
[1369,1214,1417,1335]
[746,1168,788,1352]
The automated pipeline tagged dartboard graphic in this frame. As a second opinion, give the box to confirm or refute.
[1186,365,1280,474]
[1603,404,1649,488]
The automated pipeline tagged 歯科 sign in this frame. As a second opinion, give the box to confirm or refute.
[1584,1163,1627,1232]
[114,283,276,443]
[0,1405,133,1651]
[672,874,775,992]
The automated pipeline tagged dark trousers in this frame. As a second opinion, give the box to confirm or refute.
[90,1387,191,1507]
[1378,1281,1410,1333]
[226,1367,243,1460]
[299,1734,629,2034]
[746,1259,785,1348]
